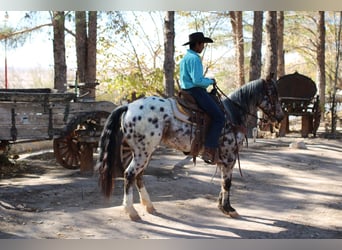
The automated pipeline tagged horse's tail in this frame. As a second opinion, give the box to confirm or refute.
[96,105,128,199]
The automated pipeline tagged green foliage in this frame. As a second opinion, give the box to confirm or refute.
[0,25,28,49]
[284,11,340,77]
[0,11,46,49]
[98,67,164,103]
[95,11,166,103]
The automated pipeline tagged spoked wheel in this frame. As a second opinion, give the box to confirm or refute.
[53,111,110,170]
[120,139,133,169]
[53,132,81,169]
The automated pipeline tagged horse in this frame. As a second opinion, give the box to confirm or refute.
[96,75,285,221]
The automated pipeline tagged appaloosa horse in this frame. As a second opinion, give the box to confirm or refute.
[96,76,284,221]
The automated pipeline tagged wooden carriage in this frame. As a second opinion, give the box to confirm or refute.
[0,88,115,172]
[277,72,321,137]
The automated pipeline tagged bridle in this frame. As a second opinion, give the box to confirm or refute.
[213,79,280,178]
[214,82,269,124]
[262,78,279,121]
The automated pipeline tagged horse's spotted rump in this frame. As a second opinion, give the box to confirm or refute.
[123,96,172,154]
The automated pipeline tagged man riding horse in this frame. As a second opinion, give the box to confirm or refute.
[180,32,225,165]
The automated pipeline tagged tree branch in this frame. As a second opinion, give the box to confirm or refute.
[0,23,52,40]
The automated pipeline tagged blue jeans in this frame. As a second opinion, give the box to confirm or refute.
[184,87,225,148]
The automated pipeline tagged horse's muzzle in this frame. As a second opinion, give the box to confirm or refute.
[276,112,285,123]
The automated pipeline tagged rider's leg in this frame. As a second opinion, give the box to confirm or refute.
[185,87,225,163]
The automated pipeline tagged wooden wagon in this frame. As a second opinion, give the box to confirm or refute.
[277,72,321,137]
[0,88,115,172]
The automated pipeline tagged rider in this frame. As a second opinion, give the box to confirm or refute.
[179,32,225,164]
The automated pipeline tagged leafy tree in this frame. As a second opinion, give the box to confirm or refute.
[0,11,52,88]
[96,11,167,103]
[285,11,341,121]
[0,12,50,49]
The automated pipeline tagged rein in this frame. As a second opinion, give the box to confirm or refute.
[212,84,246,178]
[214,83,267,124]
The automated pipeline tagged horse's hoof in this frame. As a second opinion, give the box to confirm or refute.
[125,206,141,221]
[146,206,156,214]
[229,211,240,218]
[129,213,142,221]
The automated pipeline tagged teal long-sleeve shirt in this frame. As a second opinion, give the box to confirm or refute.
[179,49,214,89]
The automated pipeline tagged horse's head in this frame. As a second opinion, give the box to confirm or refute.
[258,75,285,123]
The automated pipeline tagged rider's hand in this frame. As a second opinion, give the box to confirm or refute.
[211,78,217,87]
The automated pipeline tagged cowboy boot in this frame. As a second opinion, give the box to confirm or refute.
[202,147,218,165]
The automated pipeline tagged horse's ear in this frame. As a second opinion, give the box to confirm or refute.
[266,72,275,82]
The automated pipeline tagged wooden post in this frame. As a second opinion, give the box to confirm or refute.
[279,114,288,137]
[79,143,94,175]
[301,115,310,138]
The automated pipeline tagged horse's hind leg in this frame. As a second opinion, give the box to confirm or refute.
[136,171,156,214]
[123,162,140,221]
[123,153,154,221]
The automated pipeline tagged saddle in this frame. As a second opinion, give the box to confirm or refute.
[169,89,248,168]
[170,90,221,160]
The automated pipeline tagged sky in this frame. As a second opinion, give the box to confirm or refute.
[0,10,334,91]
[0,11,230,71]
[0,11,54,70]
[0,11,189,73]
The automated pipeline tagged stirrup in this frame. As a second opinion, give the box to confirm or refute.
[202,148,218,165]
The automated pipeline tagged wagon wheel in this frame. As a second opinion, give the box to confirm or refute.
[120,139,133,169]
[53,111,110,169]
[53,132,81,169]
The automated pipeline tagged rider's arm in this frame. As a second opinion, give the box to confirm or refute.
[188,56,214,88]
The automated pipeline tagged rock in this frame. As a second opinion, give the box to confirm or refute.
[289,141,307,149]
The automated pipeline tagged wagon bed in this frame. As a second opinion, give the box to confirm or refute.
[276,72,321,137]
[0,88,115,172]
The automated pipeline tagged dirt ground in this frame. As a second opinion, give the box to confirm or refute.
[0,135,341,239]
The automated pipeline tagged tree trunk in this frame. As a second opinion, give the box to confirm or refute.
[75,11,88,97]
[277,11,285,78]
[163,11,175,97]
[247,11,263,137]
[330,11,342,134]
[230,11,245,86]
[249,11,263,81]
[75,11,97,99]
[317,11,326,116]
[52,11,66,92]
[86,11,97,99]
[264,11,277,80]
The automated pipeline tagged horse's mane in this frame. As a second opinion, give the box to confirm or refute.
[222,79,265,126]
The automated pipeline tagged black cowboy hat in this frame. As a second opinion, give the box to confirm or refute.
[182,32,214,46]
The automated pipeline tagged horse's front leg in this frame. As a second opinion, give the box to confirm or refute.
[136,171,156,214]
[218,162,240,218]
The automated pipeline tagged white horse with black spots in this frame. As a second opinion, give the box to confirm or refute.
[96,76,284,221]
